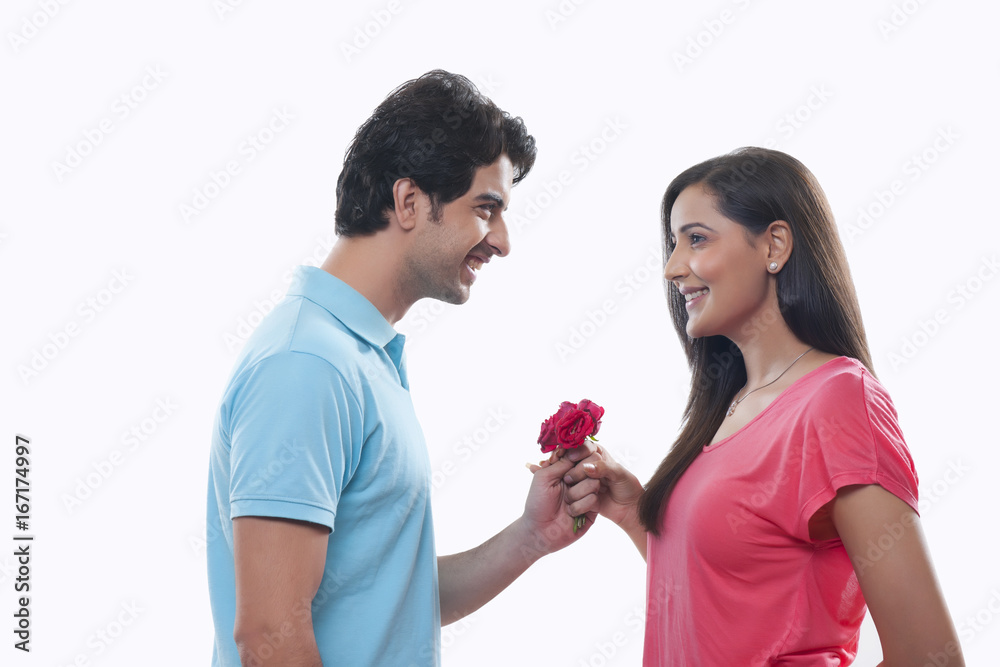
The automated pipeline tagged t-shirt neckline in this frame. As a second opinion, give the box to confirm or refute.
[703,355,852,452]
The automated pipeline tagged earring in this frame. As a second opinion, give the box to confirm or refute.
[768,262,778,271]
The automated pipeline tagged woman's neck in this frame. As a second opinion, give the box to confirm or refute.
[732,324,813,389]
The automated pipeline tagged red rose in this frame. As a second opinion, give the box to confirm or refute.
[556,409,595,448]
[577,399,605,435]
[534,398,605,534]
[538,415,560,453]
[538,401,578,453]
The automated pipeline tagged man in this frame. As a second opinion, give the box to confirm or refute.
[206,70,592,666]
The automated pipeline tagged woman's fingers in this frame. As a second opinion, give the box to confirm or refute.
[563,453,611,485]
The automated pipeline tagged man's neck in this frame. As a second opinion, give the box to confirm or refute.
[320,236,412,326]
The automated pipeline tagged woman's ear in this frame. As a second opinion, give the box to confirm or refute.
[765,220,793,269]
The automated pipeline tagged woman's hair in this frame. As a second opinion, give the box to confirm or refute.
[638,147,874,535]
[335,69,536,236]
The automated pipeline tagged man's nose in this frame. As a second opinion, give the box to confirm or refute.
[486,215,511,257]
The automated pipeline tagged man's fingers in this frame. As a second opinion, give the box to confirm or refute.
[533,455,574,482]
[565,440,599,463]
[567,493,600,519]
[565,477,601,504]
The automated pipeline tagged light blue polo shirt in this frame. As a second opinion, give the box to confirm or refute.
[207,265,440,666]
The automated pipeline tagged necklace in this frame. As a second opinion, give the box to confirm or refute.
[726,347,814,417]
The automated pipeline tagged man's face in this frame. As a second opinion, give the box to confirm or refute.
[405,154,514,305]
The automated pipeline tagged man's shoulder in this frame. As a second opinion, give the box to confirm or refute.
[235,295,377,390]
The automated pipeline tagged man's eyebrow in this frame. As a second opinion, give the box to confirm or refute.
[473,192,507,211]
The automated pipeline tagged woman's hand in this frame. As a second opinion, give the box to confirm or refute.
[562,445,648,559]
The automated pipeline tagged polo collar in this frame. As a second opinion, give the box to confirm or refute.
[287,265,398,349]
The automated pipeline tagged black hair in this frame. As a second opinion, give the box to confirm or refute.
[335,70,536,236]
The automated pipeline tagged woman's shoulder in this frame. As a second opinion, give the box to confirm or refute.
[785,354,872,402]
[794,355,896,414]
[804,354,872,385]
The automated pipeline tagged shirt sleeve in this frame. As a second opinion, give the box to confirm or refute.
[796,367,920,540]
[227,350,364,532]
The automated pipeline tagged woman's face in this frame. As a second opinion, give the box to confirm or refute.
[664,185,775,342]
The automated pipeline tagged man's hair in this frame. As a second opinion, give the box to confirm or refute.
[335,70,537,236]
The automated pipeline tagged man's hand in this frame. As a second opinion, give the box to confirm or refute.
[517,455,598,558]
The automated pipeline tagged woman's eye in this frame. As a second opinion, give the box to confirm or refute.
[689,233,706,244]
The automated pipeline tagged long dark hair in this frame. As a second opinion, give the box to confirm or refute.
[638,147,874,535]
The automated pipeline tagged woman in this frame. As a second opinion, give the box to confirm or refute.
[561,148,964,665]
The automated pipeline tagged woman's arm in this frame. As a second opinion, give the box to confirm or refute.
[562,447,648,560]
[832,484,964,667]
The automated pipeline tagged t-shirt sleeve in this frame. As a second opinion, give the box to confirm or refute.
[796,368,920,540]
[227,351,364,532]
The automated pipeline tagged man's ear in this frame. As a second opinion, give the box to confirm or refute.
[392,178,421,231]
[765,220,794,268]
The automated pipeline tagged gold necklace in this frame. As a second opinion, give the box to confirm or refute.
[726,347,814,417]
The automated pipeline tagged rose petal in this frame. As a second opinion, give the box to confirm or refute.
[577,399,604,436]
[537,415,560,453]
[556,410,594,448]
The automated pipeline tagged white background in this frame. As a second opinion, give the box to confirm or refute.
[3,0,998,665]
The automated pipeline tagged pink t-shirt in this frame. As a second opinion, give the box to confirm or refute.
[644,357,919,666]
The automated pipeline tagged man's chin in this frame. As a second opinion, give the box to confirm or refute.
[433,286,469,306]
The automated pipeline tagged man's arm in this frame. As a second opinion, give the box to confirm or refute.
[438,456,592,625]
[233,516,329,667]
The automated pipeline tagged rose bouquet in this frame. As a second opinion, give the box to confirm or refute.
[537,399,604,533]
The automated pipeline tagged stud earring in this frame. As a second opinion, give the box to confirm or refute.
[768,262,778,271]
